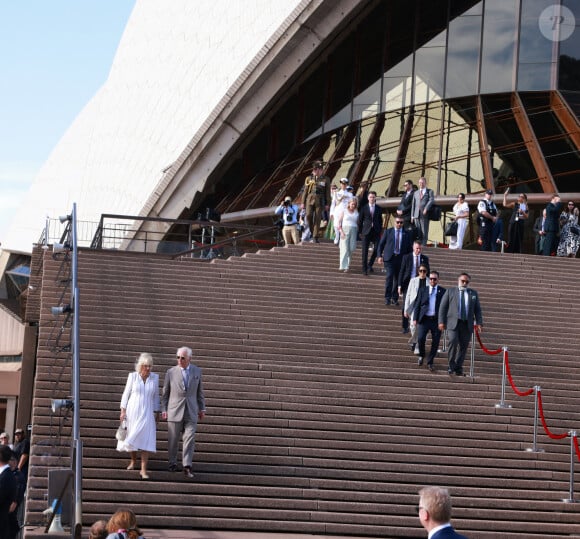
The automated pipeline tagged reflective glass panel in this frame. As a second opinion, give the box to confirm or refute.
[559,0,580,90]
[446,9,482,98]
[414,34,446,106]
[480,0,518,94]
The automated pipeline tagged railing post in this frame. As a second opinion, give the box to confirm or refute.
[563,431,577,503]
[495,346,512,409]
[469,329,476,378]
[525,386,544,453]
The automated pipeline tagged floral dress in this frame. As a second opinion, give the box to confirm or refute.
[556,211,580,257]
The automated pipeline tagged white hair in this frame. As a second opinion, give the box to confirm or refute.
[135,352,153,372]
[177,346,192,358]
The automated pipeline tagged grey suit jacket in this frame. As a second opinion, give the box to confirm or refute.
[439,286,483,331]
[411,188,433,218]
[161,364,205,422]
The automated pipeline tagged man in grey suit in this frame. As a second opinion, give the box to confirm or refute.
[411,177,434,245]
[438,272,483,376]
[162,346,206,478]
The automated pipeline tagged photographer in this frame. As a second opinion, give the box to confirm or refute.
[275,196,300,245]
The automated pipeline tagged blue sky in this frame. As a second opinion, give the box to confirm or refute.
[0,0,135,245]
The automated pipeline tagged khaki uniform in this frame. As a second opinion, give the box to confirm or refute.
[302,173,331,239]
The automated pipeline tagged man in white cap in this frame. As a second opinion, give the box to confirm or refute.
[275,195,300,245]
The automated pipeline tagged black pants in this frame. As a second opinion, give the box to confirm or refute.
[361,230,379,272]
[416,317,441,365]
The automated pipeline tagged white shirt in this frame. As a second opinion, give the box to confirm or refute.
[428,523,452,538]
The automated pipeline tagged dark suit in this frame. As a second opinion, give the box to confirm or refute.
[398,252,430,331]
[0,466,17,539]
[397,190,414,230]
[413,284,446,366]
[542,201,562,256]
[439,286,483,374]
[377,227,412,303]
[533,215,545,255]
[358,203,383,273]
[431,525,469,539]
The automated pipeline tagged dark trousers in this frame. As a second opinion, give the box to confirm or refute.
[507,219,524,253]
[417,317,441,364]
[480,219,493,251]
[384,255,402,303]
[361,231,379,272]
[447,319,471,373]
[543,231,558,256]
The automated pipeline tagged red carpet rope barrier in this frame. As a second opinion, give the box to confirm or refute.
[474,327,580,460]
[574,435,580,461]
[537,389,569,440]
[503,349,534,398]
[474,326,502,355]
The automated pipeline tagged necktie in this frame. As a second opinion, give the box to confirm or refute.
[460,290,467,321]
[395,230,400,253]
[420,190,424,200]
[370,205,374,217]
[415,256,419,276]
[182,368,189,389]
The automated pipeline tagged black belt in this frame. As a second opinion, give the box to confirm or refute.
[424,315,437,320]
[283,223,297,227]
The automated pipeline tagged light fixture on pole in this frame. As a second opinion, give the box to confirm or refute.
[51,304,72,316]
[51,399,74,414]
[53,242,72,254]
[59,214,72,223]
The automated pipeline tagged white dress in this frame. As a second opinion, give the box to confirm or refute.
[117,371,160,453]
[449,201,469,250]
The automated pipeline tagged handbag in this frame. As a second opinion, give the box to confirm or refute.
[115,420,127,441]
[445,220,458,236]
[428,204,442,221]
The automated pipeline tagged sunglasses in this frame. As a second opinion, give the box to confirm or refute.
[176,355,188,360]
[429,277,438,281]
[395,221,403,225]
[460,279,470,284]
[418,269,427,273]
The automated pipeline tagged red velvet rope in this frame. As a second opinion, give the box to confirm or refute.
[474,326,502,355]
[574,435,580,462]
[504,349,534,397]
[537,389,569,440]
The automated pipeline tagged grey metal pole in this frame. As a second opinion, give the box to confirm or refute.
[469,330,475,378]
[563,431,577,503]
[71,204,83,538]
[495,346,512,409]
[525,386,544,453]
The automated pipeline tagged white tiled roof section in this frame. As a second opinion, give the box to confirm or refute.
[5,0,300,252]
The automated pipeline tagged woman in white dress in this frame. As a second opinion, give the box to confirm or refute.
[336,197,359,271]
[449,193,469,250]
[118,353,160,479]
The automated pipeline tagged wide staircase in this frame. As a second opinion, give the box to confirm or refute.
[24,242,580,538]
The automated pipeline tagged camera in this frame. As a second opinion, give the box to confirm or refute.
[283,200,290,206]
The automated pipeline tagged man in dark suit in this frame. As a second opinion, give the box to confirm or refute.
[418,486,468,539]
[162,346,206,478]
[412,270,445,371]
[542,193,562,256]
[533,209,546,255]
[358,190,383,275]
[438,272,483,376]
[0,445,18,539]
[377,217,412,305]
[398,241,429,333]
[411,177,434,245]
[396,179,414,232]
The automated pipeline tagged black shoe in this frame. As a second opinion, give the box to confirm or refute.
[314,238,320,243]
[363,270,368,275]
[368,267,374,273]
[392,301,400,306]
[417,357,423,366]
[168,464,177,472]
[428,364,435,372]
[410,344,416,351]
[455,370,464,376]
[447,368,454,375]
[183,466,194,478]
[401,328,409,334]
[385,300,391,305]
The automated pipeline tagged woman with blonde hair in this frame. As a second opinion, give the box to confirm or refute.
[336,197,359,272]
[118,353,160,479]
[106,509,142,539]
